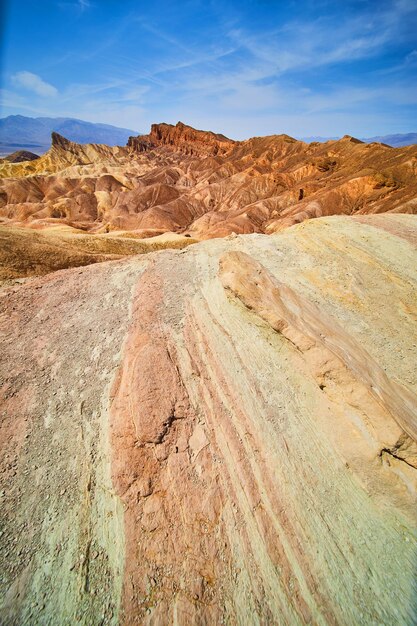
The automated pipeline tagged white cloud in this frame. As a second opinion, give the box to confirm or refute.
[11,71,58,98]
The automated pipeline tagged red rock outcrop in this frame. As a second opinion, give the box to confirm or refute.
[128,121,235,156]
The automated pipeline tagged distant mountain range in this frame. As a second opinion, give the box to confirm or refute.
[1,115,416,155]
[361,133,417,147]
[299,133,417,147]
[0,115,140,155]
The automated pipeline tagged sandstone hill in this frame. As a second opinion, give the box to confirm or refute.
[1,122,416,241]
[2,150,40,163]
[128,121,235,156]
[0,215,416,624]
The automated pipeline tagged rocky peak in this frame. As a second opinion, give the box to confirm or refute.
[340,134,364,144]
[51,132,72,149]
[128,121,236,156]
[4,150,39,163]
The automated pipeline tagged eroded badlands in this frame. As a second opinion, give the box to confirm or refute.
[1,122,417,242]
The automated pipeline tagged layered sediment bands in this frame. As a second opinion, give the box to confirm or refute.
[219,251,417,440]
[108,215,416,624]
[0,259,145,624]
[128,121,235,156]
[2,122,417,238]
[110,265,228,623]
[1,215,417,624]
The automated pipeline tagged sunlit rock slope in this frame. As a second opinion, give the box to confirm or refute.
[1,214,416,625]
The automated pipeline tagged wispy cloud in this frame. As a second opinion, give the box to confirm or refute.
[11,71,58,97]
[78,0,91,10]
[58,0,92,11]
[3,0,417,136]
[225,7,400,81]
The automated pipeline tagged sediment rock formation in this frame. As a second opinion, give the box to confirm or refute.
[128,121,235,156]
[1,122,416,237]
[2,150,40,163]
[1,215,416,624]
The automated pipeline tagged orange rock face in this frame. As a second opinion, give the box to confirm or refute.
[128,121,235,156]
[1,122,416,238]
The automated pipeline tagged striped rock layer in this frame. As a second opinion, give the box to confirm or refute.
[0,214,416,624]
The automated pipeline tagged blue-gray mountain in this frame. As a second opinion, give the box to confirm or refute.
[300,133,417,147]
[0,115,140,155]
[361,133,417,147]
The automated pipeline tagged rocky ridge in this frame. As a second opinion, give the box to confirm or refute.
[128,121,235,156]
[1,122,416,239]
[0,114,139,155]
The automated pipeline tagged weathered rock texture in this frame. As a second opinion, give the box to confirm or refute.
[1,215,416,624]
[128,121,235,156]
[1,122,416,238]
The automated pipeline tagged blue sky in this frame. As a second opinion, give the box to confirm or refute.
[1,0,416,138]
